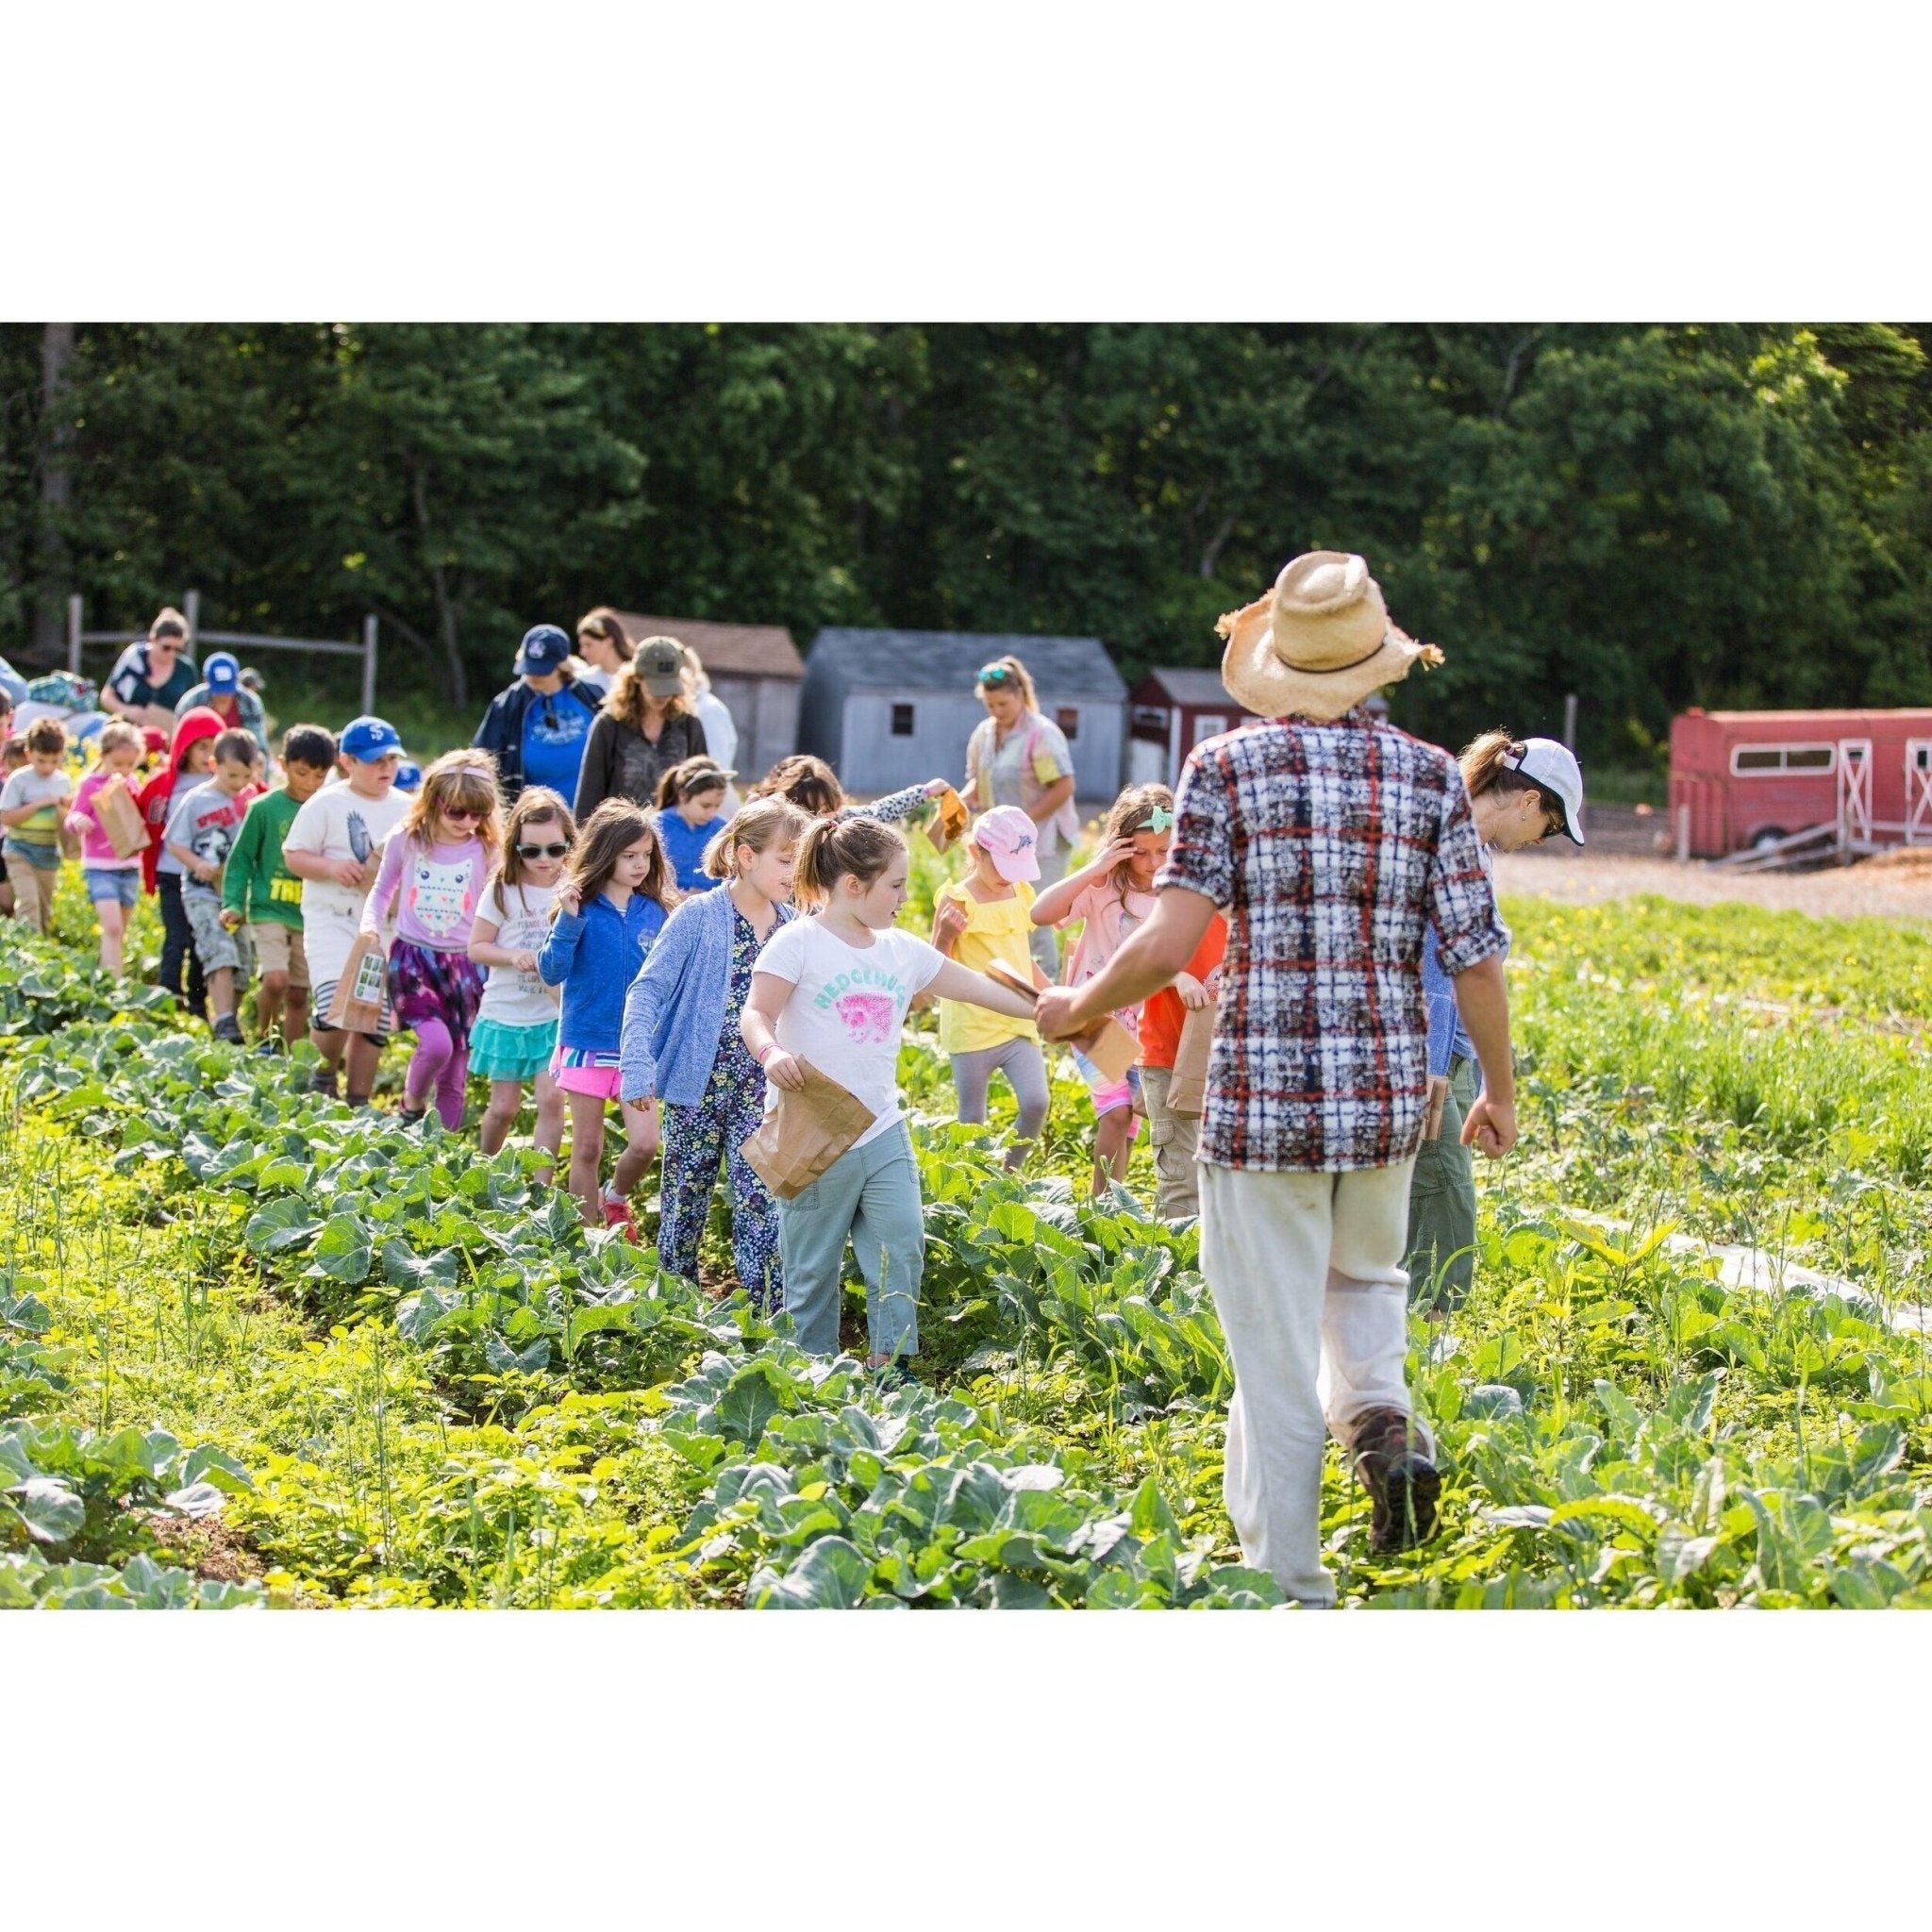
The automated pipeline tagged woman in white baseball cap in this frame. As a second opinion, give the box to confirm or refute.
[1407,729,1584,1316]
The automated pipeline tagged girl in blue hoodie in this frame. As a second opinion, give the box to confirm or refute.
[537,797,676,1234]
[621,793,807,1308]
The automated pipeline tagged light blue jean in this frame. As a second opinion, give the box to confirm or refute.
[777,1121,923,1360]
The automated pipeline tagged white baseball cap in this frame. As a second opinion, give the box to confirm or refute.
[1505,738,1586,845]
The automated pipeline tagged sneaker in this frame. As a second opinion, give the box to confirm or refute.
[212,1015,245,1045]
[253,1038,283,1058]
[1348,1406,1442,1556]
[308,1069,340,1098]
[397,1106,428,1129]
[602,1196,640,1241]
[873,1358,919,1391]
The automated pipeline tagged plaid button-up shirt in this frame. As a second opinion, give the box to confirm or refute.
[1158,707,1507,1173]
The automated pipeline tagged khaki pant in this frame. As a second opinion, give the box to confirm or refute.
[1138,1063,1202,1220]
[250,921,310,990]
[1198,1158,1424,1607]
[5,853,60,934]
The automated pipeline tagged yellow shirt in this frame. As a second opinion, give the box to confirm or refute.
[936,877,1040,1054]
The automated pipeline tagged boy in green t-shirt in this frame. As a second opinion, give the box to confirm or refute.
[221,724,336,1052]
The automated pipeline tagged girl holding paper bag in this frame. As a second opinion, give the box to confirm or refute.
[740,817,1037,1375]
[1031,782,1174,1199]
[64,721,148,975]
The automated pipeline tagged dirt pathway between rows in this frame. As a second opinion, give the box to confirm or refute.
[1495,850,1932,922]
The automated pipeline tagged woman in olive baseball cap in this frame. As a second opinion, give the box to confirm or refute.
[573,635,709,821]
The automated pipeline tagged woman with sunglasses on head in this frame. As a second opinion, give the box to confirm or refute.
[102,608,200,735]
[1407,730,1584,1316]
[469,787,575,1179]
[360,748,504,1130]
[963,655,1079,976]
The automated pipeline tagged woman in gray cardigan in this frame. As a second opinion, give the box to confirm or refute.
[620,795,807,1308]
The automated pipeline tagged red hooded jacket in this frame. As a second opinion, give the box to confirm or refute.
[135,707,225,894]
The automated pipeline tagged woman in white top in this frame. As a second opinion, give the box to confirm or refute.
[962,654,1078,975]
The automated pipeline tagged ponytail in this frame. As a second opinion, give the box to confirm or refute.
[1457,728,1542,804]
[794,816,905,905]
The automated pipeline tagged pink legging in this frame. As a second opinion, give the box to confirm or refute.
[404,1018,471,1130]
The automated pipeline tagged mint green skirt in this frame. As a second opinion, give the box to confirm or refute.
[469,1015,558,1083]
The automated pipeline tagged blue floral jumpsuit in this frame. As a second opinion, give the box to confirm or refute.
[656,905,783,1312]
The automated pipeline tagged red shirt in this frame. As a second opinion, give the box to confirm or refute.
[1137,914,1228,1070]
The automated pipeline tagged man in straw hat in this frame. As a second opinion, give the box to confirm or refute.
[1037,551,1519,1606]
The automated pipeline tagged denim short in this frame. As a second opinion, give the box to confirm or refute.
[83,865,142,908]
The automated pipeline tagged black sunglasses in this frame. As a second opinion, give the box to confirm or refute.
[516,841,570,858]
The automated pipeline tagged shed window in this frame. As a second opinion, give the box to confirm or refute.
[890,703,915,737]
[1056,707,1081,741]
[1730,742,1835,775]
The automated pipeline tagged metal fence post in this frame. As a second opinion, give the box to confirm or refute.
[362,615,378,715]
[1676,802,1690,863]
[185,589,200,650]
[1562,692,1577,751]
[67,594,82,675]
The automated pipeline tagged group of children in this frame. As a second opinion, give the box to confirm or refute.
[11,695,1222,1375]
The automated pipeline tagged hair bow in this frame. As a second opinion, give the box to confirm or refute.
[1141,805,1174,832]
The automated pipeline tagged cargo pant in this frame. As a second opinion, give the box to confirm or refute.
[1138,1063,1202,1221]
[1403,1056,1479,1311]
[4,852,60,935]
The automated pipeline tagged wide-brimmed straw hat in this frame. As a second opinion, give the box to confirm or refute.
[1217,551,1441,722]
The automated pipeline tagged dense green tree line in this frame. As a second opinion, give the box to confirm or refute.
[3,322,1928,759]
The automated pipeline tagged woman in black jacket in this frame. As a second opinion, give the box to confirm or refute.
[574,636,708,819]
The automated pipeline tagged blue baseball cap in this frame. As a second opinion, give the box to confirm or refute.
[204,651,241,694]
[340,715,405,761]
[515,625,572,676]
[393,760,423,792]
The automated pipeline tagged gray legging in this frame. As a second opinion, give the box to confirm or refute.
[1029,840,1069,975]
[950,1036,1050,1166]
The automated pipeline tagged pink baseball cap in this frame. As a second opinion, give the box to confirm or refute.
[971,805,1041,882]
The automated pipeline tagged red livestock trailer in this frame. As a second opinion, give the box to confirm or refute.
[1669,708,1932,859]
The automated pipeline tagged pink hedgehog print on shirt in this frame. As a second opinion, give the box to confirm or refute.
[408,854,478,942]
[835,991,897,1043]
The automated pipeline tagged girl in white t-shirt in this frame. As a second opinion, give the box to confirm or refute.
[468,786,575,1179]
[740,817,1037,1374]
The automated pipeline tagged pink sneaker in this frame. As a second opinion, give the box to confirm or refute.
[602,1197,639,1242]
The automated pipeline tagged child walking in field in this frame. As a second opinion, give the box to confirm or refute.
[653,757,735,893]
[220,724,336,1051]
[139,705,224,1018]
[360,748,502,1131]
[164,727,263,1043]
[281,715,412,1107]
[63,721,148,974]
[1,717,73,935]
[740,817,1038,1371]
[1031,783,1174,1197]
[468,786,575,1177]
[621,793,808,1307]
[538,797,676,1233]
[1135,908,1227,1222]
[929,805,1051,1169]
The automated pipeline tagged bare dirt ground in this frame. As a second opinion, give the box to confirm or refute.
[1498,808,1932,921]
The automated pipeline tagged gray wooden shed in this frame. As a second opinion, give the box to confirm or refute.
[798,629,1127,799]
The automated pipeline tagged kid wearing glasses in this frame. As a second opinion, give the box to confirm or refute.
[361,747,504,1129]
[468,786,575,1178]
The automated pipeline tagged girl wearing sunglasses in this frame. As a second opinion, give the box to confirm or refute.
[361,748,505,1130]
[469,786,577,1176]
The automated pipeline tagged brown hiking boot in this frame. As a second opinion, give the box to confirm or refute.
[1348,1407,1441,1555]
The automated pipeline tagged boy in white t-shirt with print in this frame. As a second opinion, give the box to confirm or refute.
[280,715,410,1106]
[740,817,1035,1375]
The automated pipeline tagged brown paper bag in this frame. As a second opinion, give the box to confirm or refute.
[325,932,389,1034]
[1070,1013,1140,1085]
[96,774,151,859]
[983,958,1040,1003]
[924,784,971,856]
[1166,998,1217,1115]
[741,1057,878,1200]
